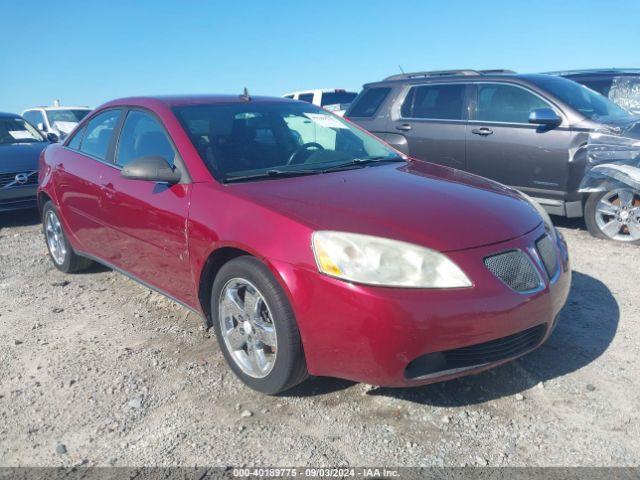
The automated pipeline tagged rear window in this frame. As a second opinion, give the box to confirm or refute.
[347,87,390,117]
[320,91,357,106]
[298,93,314,103]
[401,84,466,120]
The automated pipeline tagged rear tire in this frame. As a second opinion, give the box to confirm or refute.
[584,190,640,245]
[42,201,94,273]
[211,256,308,394]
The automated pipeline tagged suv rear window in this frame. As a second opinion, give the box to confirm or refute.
[401,84,465,120]
[347,88,390,117]
[321,91,357,106]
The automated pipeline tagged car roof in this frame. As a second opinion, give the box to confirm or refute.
[101,95,296,109]
[0,111,20,119]
[363,70,556,88]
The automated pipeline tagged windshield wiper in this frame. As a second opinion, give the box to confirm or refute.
[225,168,321,183]
[321,155,406,172]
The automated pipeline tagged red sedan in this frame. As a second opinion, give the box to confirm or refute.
[38,95,571,394]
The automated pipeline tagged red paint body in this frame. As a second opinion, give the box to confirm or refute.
[39,96,571,387]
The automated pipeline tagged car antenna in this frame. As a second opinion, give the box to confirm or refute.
[398,65,405,74]
[240,87,251,102]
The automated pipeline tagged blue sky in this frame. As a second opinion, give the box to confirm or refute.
[2,0,639,114]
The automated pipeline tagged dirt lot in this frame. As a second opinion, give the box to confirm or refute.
[0,209,638,467]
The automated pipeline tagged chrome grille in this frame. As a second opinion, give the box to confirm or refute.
[0,171,38,188]
[484,250,541,292]
[536,234,559,279]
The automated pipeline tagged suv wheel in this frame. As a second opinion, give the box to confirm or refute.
[584,189,640,244]
[42,201,94,272]
[211,256,309,394]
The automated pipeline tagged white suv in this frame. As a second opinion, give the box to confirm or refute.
[22,105,92,140]
[283,89,358,116]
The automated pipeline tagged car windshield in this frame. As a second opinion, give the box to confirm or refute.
[533,76,635,123]
[46,109,91,126]
[173,101,402,182]
[0,117,45,145]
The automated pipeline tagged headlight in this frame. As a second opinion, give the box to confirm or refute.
[519,192,557,240]
[311,231,472,288]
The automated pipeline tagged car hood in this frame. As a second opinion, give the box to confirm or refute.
[228,161,542,252]
[0,142,48,173]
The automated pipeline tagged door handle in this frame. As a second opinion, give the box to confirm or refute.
[471,127,493,136]
[396,123,412,131]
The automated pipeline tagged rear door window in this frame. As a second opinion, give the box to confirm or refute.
[116,110,176,167]
[347,87,390,117]
[79,110,121,161]
[477,84,550,124]
[401,84,466,120]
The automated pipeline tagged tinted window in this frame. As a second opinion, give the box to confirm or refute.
[66,126,85,150]
[574,78,614,97]
[401,84,465,120]
[347,87,390,117]
[80,110,121,161]
[173,102,399,182]
[530,75,633,122]
[477,84,550,124]
[0,117,44,145]
[298,93,314,103]
[320,91,357,106]
[116,111,175,167]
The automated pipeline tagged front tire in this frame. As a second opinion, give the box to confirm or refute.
[42,201,94,273]
[211,256,308,394]
[584,189,640,245]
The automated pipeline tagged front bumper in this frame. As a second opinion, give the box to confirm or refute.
[275,224,571,387]
[0,185,38,212]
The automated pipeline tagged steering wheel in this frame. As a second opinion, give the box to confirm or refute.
[287,142,324,165]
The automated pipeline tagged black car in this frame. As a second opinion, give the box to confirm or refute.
[0,113,52,212]
[346,70,640,243]
[550,69,640,115]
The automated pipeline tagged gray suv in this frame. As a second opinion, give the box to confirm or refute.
[346,70,640,243]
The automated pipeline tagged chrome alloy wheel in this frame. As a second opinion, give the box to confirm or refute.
[45,209,67,265]
[595,189,640,242]
[218,278,278,378]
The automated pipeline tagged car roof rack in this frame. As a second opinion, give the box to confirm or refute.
[383,69,515,81]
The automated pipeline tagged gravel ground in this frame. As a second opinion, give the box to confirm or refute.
[0,209,638,468]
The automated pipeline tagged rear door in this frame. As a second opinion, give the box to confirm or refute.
[389,83,468,169]
[55,109,122,257]
[465,82,572,195]
[99,108,196,304]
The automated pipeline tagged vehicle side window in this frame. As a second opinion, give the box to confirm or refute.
[116,110,176,167]
[347,87,390,117]
[477,84,550,124]
[66,126,86,150]
[298,93,314,103]
[284,95,294,99]
[401,84,466,120]
[79,110,121,161]
[23,111,36,126]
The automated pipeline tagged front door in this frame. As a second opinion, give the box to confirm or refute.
[389,83,468,170]
[466,83,572,196]
[54,109,122,258]
[99,109,196,305]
